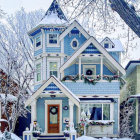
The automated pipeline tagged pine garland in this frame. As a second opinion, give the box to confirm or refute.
[62,74,79,82]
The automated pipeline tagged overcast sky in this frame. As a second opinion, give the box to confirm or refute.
[0,0,140,67]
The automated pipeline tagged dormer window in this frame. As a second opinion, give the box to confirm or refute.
[71,38,79,49]
[36,36,41,47]
[104,43,109,48]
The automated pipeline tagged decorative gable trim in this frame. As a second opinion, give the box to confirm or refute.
[25,76,80,107]
[60,37,126,75]
[59,20,90,41]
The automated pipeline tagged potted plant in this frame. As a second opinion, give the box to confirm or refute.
[32,121,41,137]
[63,129,69,137]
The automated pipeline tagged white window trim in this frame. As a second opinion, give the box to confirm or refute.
[35,35,42,51]
[47,33,59,47]
[35,59,42,83]
[71,38,79,50]
[83,65,96,77]
[45,100,62,134]
[47,58,60,79]
[80,102,114,121]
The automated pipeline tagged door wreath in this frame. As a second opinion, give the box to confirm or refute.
[50,106,58,115]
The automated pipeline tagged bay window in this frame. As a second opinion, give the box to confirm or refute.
[36,36,41,47]
[36,63,41,82]
[50,62,58,77]
[81,103,110,120]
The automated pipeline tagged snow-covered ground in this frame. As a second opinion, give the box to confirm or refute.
[77,136,133,140]
[0,132,21,140]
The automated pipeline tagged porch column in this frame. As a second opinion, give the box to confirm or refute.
[100,55,103,80]
[31,99,37,123]
[79,56,81,80]
[69,99,74,124]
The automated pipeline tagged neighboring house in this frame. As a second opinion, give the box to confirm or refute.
[121,60,140,139]
[23,0,125,139]
[0,69,17,132]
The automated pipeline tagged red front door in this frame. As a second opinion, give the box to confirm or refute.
[48,104,60,133]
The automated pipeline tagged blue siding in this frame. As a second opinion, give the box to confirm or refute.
[64,29,86,56]
[113,98,119,134]
[34,48,43,56]
[82,43,101,54]
[46,47,61,53]
[64,64,78,76]
[109,52,120,63]
[63,82,120,95]
[37,97,76,132]
[43,82,61,91]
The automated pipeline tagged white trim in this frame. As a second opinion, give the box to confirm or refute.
[61,39,64,53]
[41,29,46,53]
[59,20,90,41]
[71,38,79,50]
[25,76,80,107]
[31,99,37,123]
[47,33,59,47]
[60,37,126,76]
[45,100,62,134]
[47,57,60,79]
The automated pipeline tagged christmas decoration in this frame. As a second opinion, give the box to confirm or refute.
[62,74,79,82]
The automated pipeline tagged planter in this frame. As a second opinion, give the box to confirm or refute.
[32,132,40,137]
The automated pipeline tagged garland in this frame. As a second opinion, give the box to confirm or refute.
[62,74,79,82]
[81,74,101,85]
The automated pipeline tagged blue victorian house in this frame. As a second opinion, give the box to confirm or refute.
[23,0,125,139]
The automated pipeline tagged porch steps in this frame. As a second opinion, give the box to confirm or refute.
[37,135,67,140]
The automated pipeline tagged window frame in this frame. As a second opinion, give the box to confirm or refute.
[35,36,42,50]
[83,65,96,78]
[47,33,59,47]
[35,62,42,82]
[71,38,79,50]
[80,102,111,121]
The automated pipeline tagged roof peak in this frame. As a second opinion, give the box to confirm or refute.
[44,0,68,21]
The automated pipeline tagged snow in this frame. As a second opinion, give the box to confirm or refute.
[87,120,115,124]
[0,93,17,102]
[0,119,8,123]
[38,13,68,25]
[77,136,133,140]
[130,93,140,98]
[0,133,21,140]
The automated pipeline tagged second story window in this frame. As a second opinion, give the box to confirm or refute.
[49,34,58,44]
[50,62,58,77]
[36,36,41,47]
[36,63,41,82]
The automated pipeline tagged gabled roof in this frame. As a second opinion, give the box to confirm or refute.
[25,76,80,107]
[60,36,126,75]
[59,20,90,41]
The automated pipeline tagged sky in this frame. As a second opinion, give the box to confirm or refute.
[0,0,140,67]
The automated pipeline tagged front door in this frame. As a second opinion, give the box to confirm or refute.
[48,104,60,133]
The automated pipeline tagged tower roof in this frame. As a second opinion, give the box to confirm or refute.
[39,0,68,25]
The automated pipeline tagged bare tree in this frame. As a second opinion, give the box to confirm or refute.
[0,8,44,132]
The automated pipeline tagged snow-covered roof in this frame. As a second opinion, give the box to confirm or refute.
[97,37,124,52]
[38,0,68,26]
[0,94,17,102]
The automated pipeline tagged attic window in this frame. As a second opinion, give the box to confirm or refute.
[71,38,79,49]
[104,43,109,48]
[36,37,41,47]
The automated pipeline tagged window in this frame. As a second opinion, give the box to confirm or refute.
[138,99,140,133]
[71,38,79,49]
[49,34,58,44]
[36,63,41,81]
[104,43,109,48]
[81,103,110,120]
[83,65,96,78]
[50,62,58,77]
[36,37,41,47]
